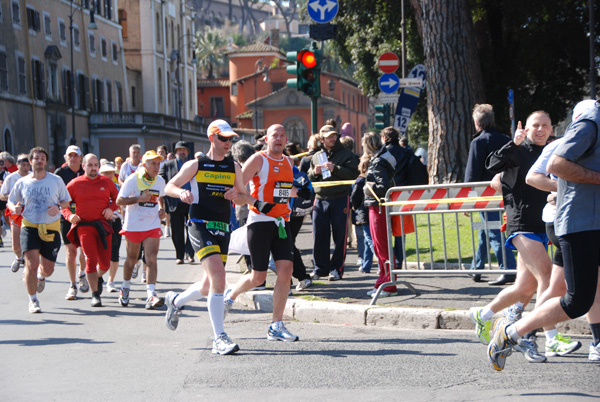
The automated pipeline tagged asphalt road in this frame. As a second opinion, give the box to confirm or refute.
[1,230,599,401]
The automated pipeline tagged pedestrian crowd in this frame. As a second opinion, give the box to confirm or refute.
[2,101,599,364]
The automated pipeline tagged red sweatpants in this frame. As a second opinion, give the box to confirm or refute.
[368,206,398,293]
[78,225,112,274]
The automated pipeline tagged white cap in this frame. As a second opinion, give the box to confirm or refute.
[65,145,82,156]
[99,162,116,173]
[207,119,238,138]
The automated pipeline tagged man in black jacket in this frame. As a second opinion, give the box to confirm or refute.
[159,141,194,264]
[308,125,359,280]
[464,104,517,285]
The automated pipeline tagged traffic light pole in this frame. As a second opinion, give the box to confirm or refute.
[311,96,318,134]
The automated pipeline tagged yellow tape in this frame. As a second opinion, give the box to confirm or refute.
[291,152,309,159]
[382,195,503,207]
[311,180,355,188]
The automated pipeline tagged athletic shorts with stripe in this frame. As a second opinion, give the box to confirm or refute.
[188,221,229,264]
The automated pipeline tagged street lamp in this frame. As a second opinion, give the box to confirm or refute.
[172,34,198,142]
[253,59,270,132]
[69,0,97,146]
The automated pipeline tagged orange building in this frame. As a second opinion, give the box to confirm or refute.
[197,42,369,148]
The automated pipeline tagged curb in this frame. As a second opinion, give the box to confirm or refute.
[236,292,592,336]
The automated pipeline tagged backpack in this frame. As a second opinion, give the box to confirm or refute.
[407,152,428,185]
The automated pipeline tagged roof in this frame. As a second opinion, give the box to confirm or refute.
[236,110,253,119]
[197,79,230,88]
[227,42,285,57]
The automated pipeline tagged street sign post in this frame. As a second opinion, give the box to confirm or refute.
[508,89,515,136]
[308,0,338,24]
[378,73,400,94]
[378,52,400,74]
[393,64,426,139]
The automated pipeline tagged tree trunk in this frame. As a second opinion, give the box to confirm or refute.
[410,0,485,183]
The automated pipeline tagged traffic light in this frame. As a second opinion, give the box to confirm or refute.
[286,42,321,98]
[375,104,390,130]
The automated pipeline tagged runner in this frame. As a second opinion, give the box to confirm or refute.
[223,123,300,343]
[99,162,123,293]
[116,150,166,309]
[163,119,245,355]
[0,153,30,272]
[7,147,71,313]
[55,145,88,300]
[62,154,119,307]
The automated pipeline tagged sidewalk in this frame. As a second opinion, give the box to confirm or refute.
[225,218,591,336]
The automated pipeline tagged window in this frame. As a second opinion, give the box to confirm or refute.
[73,26,80,49]
[104,0,112,20]
[47,61,58,99]
[31,58,45,100]
[62,67,73,106]
[156,13,160,44]
[0,2,3,23]
[231,82,237,96]
[106,80,112,112]
[43,12,51,39]
[101,37,107,60]
[170,22,174,51]
[118,9,127,39]
[165,18,168,48]
[77,73,89,110]
[131,85,136,108]
[92,77,103,112]
[0,51,7,91]
[158,68,162,103]
[4,128,13,155]
[115,81,123,112]
[17,55,26,94]
[94,0,101,15]
[111,41,118,63]
[89,33,96,56]
[26,7,40,32]
[11,0,20,27]
[189,80,193,111]
[58,18,66,45]
[210,97,224,118]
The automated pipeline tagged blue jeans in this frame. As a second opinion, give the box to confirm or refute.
[360,223,374,273]
[471,211,516,270]
[356,224,365,261]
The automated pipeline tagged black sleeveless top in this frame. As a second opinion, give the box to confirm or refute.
[189,156,235,224]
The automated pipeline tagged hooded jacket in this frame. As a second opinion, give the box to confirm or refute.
[364,147,396,208]
[308,139,359,200]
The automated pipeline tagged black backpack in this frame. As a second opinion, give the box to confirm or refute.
[407,152,429,185]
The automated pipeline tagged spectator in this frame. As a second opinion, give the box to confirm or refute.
[299,134,320,174]
[350,157,374,274]
[340,122,354,139]
[308,124,359,281]
[118,144,142,185]
[325,119,337,129]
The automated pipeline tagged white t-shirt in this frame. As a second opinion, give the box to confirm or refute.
[8,173,71,224]
[118,161,141,183]
[119,172,166,232]
[0,171,29,197]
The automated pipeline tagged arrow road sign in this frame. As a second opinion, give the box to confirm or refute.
[378,52,400,74]
[308,0,339,24]
[378,73,400,94]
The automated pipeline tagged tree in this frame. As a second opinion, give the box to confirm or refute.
[195,28,227,79]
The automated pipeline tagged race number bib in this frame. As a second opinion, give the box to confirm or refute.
[138,189,160,207]
[273,181,292,204]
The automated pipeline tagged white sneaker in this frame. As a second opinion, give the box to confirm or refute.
[372,289,398,298]
[328,270,341,281]
[106,282,118,293]
[295,278,313,291]
[78,274,90,293]
[366,288,377,296]
[65,286,77,300]
[131,260,141,279]
[589,342,600,361]
[29,299,41,313]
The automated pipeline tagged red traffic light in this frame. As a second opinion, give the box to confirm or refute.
[300,50,317,69]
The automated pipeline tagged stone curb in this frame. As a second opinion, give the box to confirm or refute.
[236,292,592,336]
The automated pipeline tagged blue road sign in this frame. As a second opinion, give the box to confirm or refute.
[508,89,514,105]
[378,73,400,94]
[308,0,339,24]
[393,64,426,136]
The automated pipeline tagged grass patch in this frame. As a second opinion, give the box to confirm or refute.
[299,295,324,301]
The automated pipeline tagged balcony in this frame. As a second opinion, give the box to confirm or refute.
[89,112,205,136]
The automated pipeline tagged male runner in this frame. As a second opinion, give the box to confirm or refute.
[224,123,300,342]
[55,145,87,299]
[0,154,30,272]
[8,147,71,313]
[163,119,246,355]
[62,154,119,307]
[117,150,166,309]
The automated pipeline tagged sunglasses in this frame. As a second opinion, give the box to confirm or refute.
[216,134,233,142]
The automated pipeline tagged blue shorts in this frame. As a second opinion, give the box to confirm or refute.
[505,232,549,251]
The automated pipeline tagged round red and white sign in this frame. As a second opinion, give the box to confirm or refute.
[378,52,400,74]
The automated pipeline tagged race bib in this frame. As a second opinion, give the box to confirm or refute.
[206,220,230,233]
[138,189,160,207]
[273,181,292,204]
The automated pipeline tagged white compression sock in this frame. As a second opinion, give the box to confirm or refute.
[122,280,131,289]
[29,294,37,302]
[481,306,495,322]
[173,281,206,308]
[147,283,156,298]
[507,323,522,341]
[207,293,225,339]
[545,329,558,340]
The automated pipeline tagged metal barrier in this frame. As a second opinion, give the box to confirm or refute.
[370,181,516,304]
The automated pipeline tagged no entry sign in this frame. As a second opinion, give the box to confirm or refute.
[378,52,400,74]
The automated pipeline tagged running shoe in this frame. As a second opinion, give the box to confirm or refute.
[310,272,323,280]
[140,268,147,284]
[487,317,517,371]
[366,288,377,296]
[37,278,45,293]
[145,294,165,310]
[295,278,313,291]
[11,257,23,273]
[29,299,41,314]
[589,342,600,361]
[106,282,118,293]
[131,260,141,279]
[328,270,341,281]
[164,291,183,331]
[545,333,582,357]
[503,303,524,323]
[119,287,130,307]
[375,290,398,298]
[212,333,239,355]
[268,324,299,342]
[91,295,102,307]
[79,274,90,293]
[514,336,547,363]
[469,307,491,345]
[223,289,234,319]
[65,286,77,300]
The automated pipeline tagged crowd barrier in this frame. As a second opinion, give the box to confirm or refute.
[370,181,515,304]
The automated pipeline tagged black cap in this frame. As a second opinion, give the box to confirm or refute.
[174,141,189,151]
